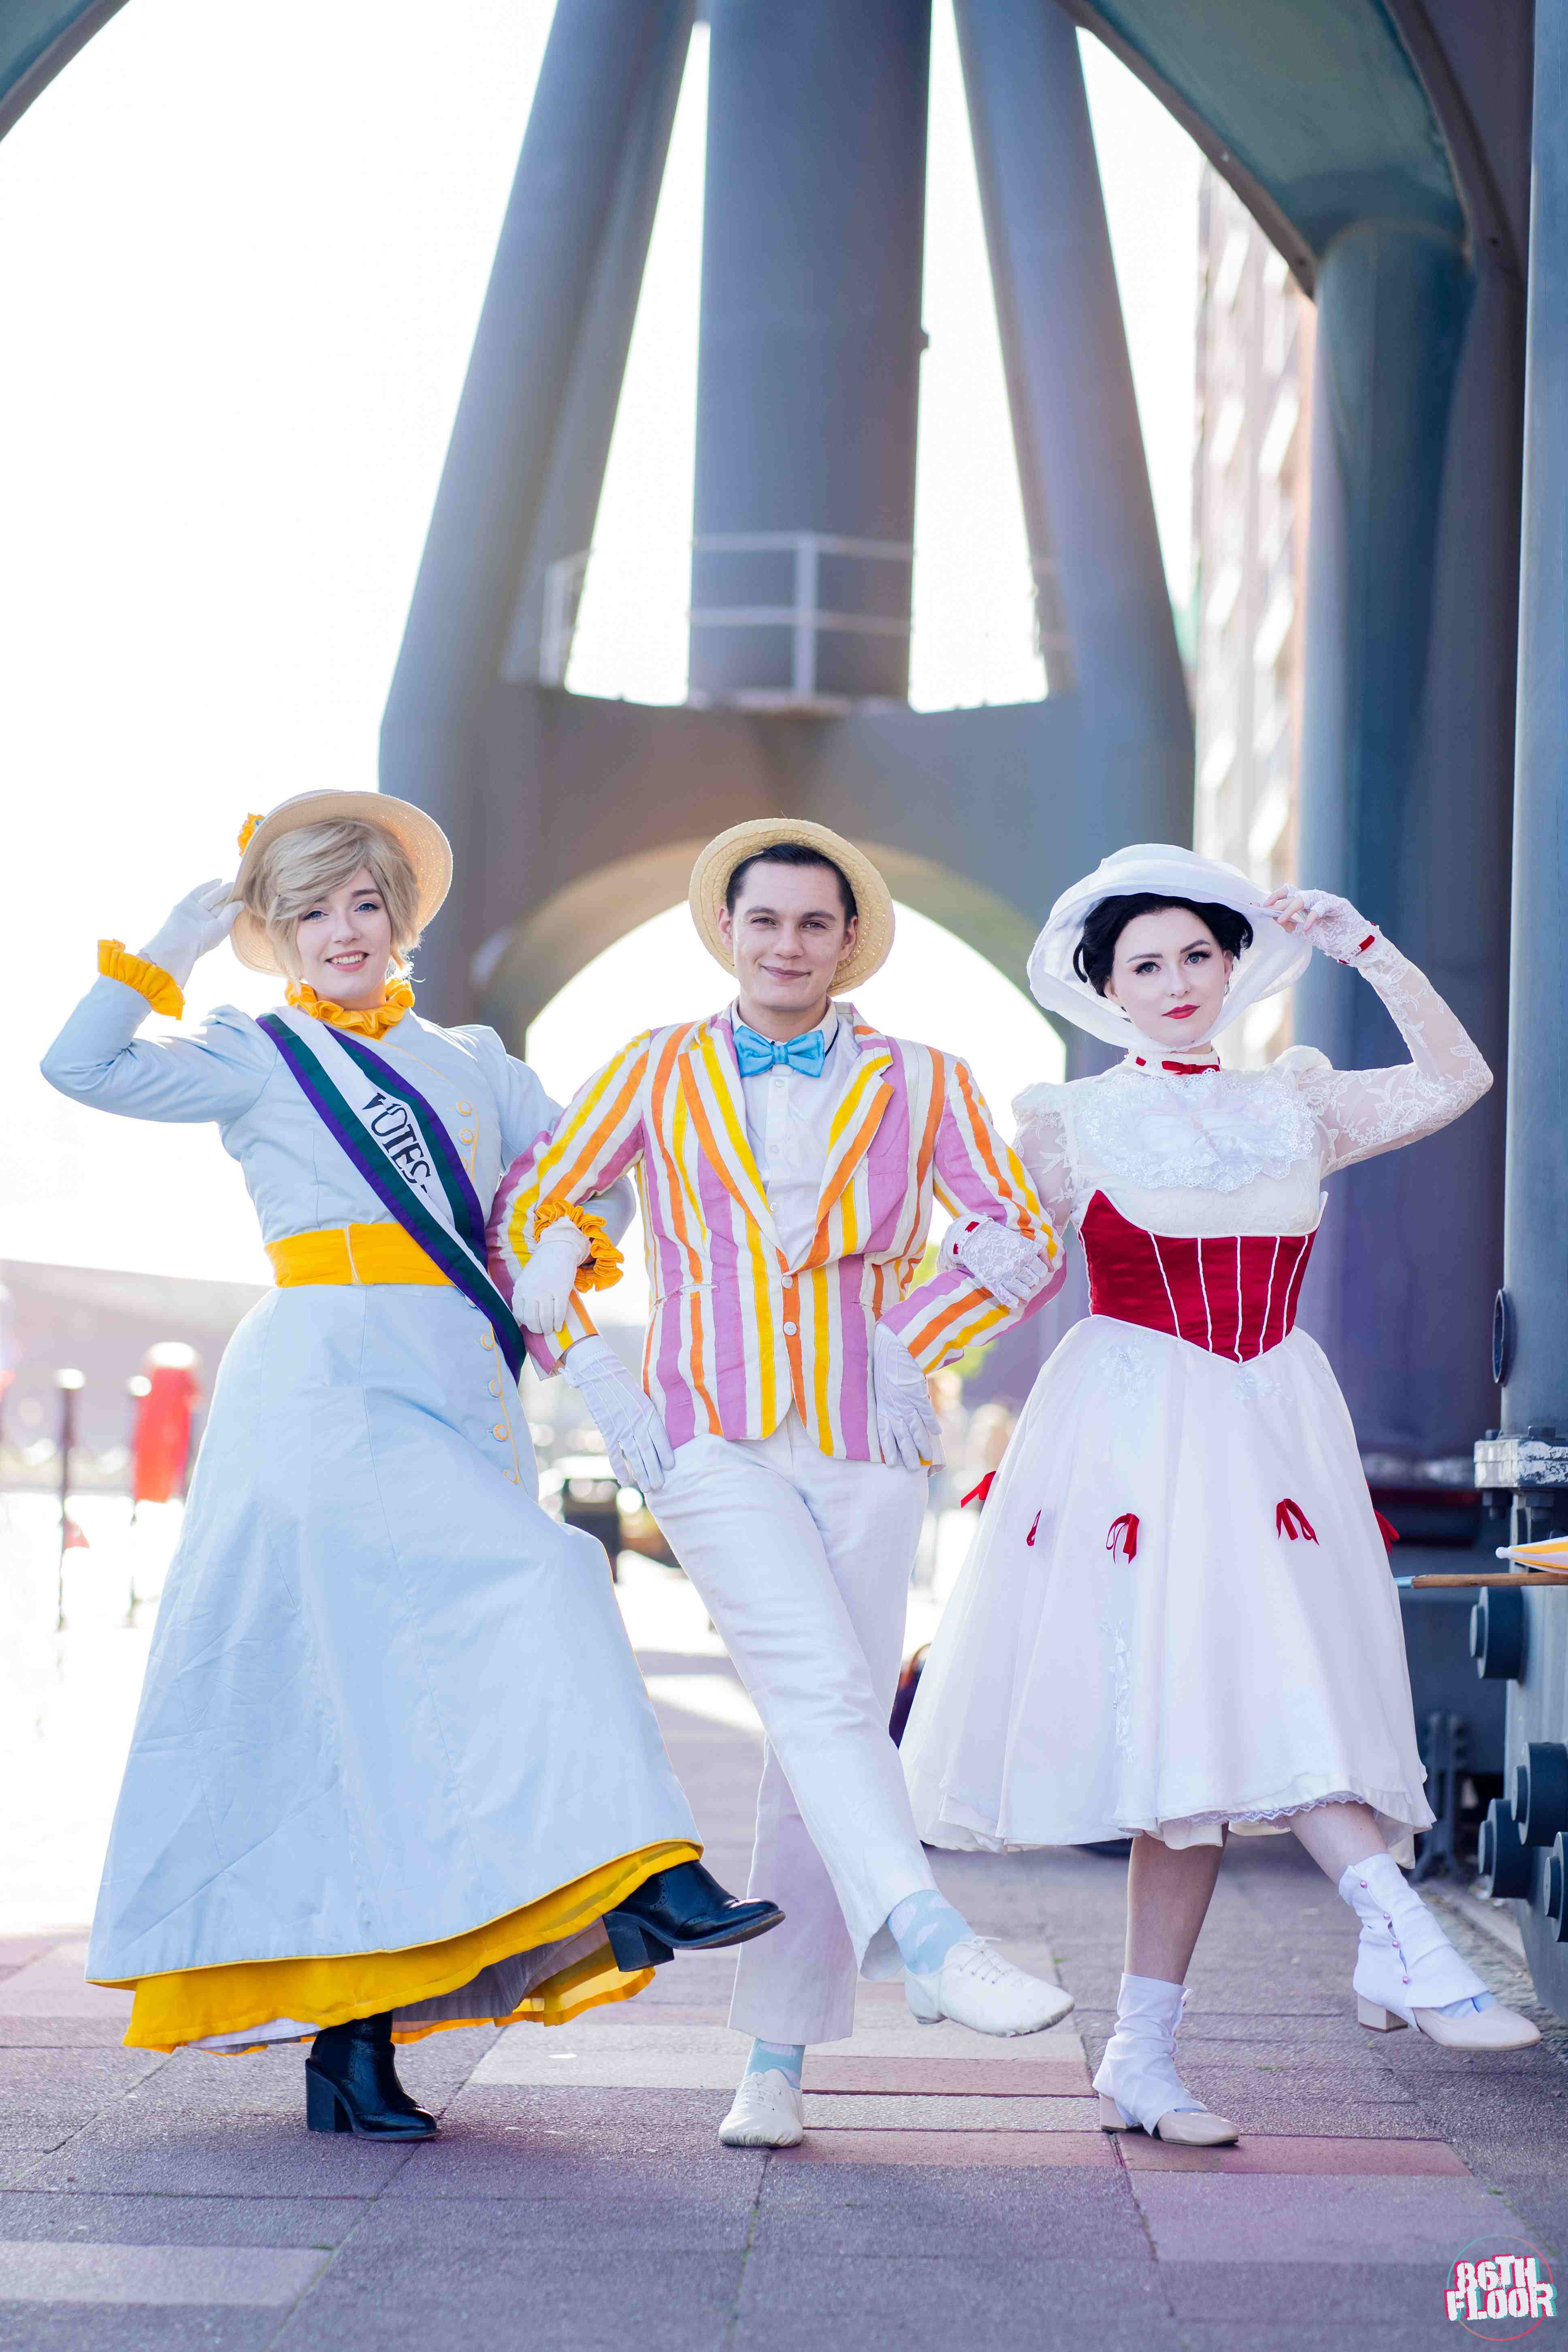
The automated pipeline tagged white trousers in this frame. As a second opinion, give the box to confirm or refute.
[650,1412,935,2045]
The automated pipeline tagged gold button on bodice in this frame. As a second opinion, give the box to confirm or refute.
[492,1422,507,1440]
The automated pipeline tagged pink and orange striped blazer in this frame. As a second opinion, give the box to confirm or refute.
[488,1005,1062,1463]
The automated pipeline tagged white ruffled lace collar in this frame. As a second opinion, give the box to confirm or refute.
[1076,1058,1320,1194]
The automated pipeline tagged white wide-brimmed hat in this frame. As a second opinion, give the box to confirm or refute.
[228,791,453,976]
[689,819,894,994]
[1026,842,1309,1046]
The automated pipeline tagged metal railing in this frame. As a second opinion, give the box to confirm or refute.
[538,532,1065,706]
[688,531,913,703]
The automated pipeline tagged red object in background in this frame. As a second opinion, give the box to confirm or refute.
[62,1516,89,1550]
[961,1471,995,1509]
[132,1345,201,1505]
[1374,1509,1400,1550]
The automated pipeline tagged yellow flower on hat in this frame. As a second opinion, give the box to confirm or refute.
[237,812,263,853]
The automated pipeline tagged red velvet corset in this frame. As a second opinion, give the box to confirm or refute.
[1080,1190,1316,1362]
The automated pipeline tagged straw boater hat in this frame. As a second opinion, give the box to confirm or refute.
[1027,842,1310,1048]
[689,819,895,995]
[227,790,453,976]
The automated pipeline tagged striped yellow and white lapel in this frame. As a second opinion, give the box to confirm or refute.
[796,1012,897,1271]
[675,1012,784,1257]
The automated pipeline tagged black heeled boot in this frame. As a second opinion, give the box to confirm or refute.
[305,2012,437,2139]
[604,1860,784,1970]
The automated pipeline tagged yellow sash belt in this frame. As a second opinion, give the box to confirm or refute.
[268,1224,451,1288]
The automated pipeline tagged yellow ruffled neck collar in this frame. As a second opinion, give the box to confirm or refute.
[285,979,415,1039]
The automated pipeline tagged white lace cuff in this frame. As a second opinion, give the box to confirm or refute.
[941,1217,1050,1302]
[1295,889,1379,965]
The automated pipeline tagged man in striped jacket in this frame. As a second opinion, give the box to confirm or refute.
[488,821,1071,2146]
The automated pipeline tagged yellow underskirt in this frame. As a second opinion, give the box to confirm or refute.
[104,1838,699,2051]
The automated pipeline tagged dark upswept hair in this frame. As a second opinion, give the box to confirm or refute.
[725,841,857,922]
[1073,892,1254,997]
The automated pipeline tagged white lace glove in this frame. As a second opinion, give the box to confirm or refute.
[939,1216,1054,1309]
[561,1335,675,1494]
[512,1220,592,1334]
[872,1322,944,1472]
[138,880,239,989]
[1262,887,1378,966]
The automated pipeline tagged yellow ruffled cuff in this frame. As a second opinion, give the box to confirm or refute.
[535,1196,624,1294]
[98,941,183,1019]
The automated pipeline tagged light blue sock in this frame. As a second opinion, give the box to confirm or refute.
[888,1889,973,1976]
[744,2038,804,2087]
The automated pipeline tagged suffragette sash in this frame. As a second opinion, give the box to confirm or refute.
[258,1011,525,1382]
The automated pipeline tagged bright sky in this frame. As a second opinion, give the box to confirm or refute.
[1,1,1200,1290]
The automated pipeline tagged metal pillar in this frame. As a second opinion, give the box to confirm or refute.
[380,0,695,1017]
[689,0,931,704]
[1295,221,1519,1465]
[1483,0,1568,2013]
[954,0,1190,756]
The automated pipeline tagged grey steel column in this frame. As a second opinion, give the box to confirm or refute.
[1295,220,1518,1464]
[1484,0,1568,2015]
[954,0,1189,762]
[1499,6,1568,1453]
[381,0,694,1014]
[690,0,931,702]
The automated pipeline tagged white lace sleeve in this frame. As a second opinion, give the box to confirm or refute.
[1282,936,1492,1175]
[1009,1081,1077,1226]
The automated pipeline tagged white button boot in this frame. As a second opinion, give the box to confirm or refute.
[1343,1854,1539,2049]
[1093,1973,1239,2147]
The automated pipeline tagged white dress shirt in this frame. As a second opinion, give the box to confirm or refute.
[733,1006,858,1267]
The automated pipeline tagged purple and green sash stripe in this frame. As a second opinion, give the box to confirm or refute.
[259,1014,525,1383]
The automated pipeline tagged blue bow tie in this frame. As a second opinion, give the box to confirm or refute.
[734,1020,829,1079]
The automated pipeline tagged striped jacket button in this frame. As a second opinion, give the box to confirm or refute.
[782,1320,798,1337]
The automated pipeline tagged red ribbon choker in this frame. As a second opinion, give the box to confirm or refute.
[1129,1053,1221,1077]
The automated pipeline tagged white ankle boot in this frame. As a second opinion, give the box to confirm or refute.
[905,1938,1074,2036]
[718,2069,804,2147]
[1342,1854,1539,2049]
[1093,1973,1238,2146]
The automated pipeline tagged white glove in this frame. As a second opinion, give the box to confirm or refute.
[138,880,239,989]
[562,1335,675,1495]
[512,1220,591,1334]
[941,1216,1054,1309]
[1262,887,1377,965]
[872,1322,944,1472]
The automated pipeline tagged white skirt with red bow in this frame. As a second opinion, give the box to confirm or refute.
[901,1311,1433,1861]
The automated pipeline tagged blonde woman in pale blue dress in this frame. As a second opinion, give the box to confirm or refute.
[42,790,778,2141]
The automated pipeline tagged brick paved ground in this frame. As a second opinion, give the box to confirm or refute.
[3,1578,1566,2350]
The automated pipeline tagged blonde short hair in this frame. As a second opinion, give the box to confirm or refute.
[243,820,423,984]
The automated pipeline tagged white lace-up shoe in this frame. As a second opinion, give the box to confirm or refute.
[905,1938,1074,2036]
[1342,1855,1540,2050]
[718,2069,804,2147]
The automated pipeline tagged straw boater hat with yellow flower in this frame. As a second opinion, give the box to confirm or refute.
[687,818,895,994]
[229,789,452,976]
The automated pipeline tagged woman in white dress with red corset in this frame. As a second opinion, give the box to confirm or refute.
[902,844,1538,2149]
